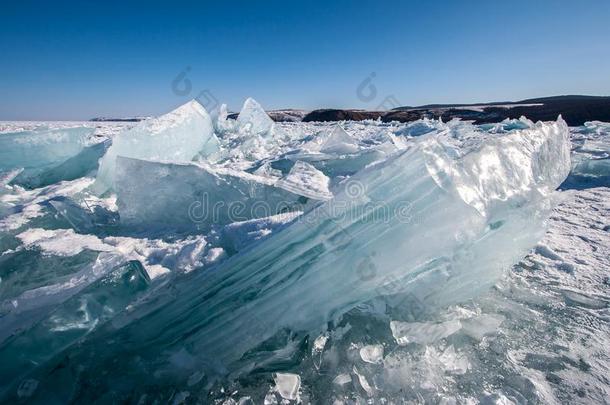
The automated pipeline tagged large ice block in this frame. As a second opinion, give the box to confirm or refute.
[19,140,110,189]
[94,100,218,194]
[115,157,314,230]
[0,127,94,184]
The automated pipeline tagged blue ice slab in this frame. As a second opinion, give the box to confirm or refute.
[0,127,94,184]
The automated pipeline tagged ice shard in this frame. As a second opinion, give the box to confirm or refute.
[21,119,570,393]
[94,100,218,194]
[214,103,237,134]
[319,126,360,155]
[275,160,333,200]
[253,162,283,180]
[236,97,274,136]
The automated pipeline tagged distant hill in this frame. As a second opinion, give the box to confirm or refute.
[89,117,149,122]
[98,95,610,126]
[227,109,310,122]
[302,95,610,126]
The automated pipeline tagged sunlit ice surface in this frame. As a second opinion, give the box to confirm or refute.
[0,101,609,403]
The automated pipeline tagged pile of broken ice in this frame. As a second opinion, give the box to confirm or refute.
[0,98,573,400]
[92,105,571,371]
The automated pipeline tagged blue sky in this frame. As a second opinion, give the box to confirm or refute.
[1,0,609,120]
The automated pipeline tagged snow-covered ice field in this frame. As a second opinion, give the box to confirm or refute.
[0,100,609,403]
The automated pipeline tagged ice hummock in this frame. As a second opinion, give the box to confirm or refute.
[206,98,291,170]
[21,117,571,390]
[94,100,218,193]
[4,102,600,402]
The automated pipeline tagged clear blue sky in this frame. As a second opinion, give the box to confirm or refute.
[1,0,609,120]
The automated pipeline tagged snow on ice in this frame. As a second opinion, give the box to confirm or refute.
[0,98,609,403]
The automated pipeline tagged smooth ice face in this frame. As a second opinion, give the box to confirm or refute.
[0,251,127,344]
[236,97,274,136]
[572,158,610,178]
[23,140,110,189]
[0,127,94,185]
[0,258,151,386]
[94,100,218,194]
[115,156,312,231]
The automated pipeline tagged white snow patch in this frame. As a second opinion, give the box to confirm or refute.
[17,228,111,256]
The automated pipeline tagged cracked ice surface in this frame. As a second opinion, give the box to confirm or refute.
[1,100,609,403]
